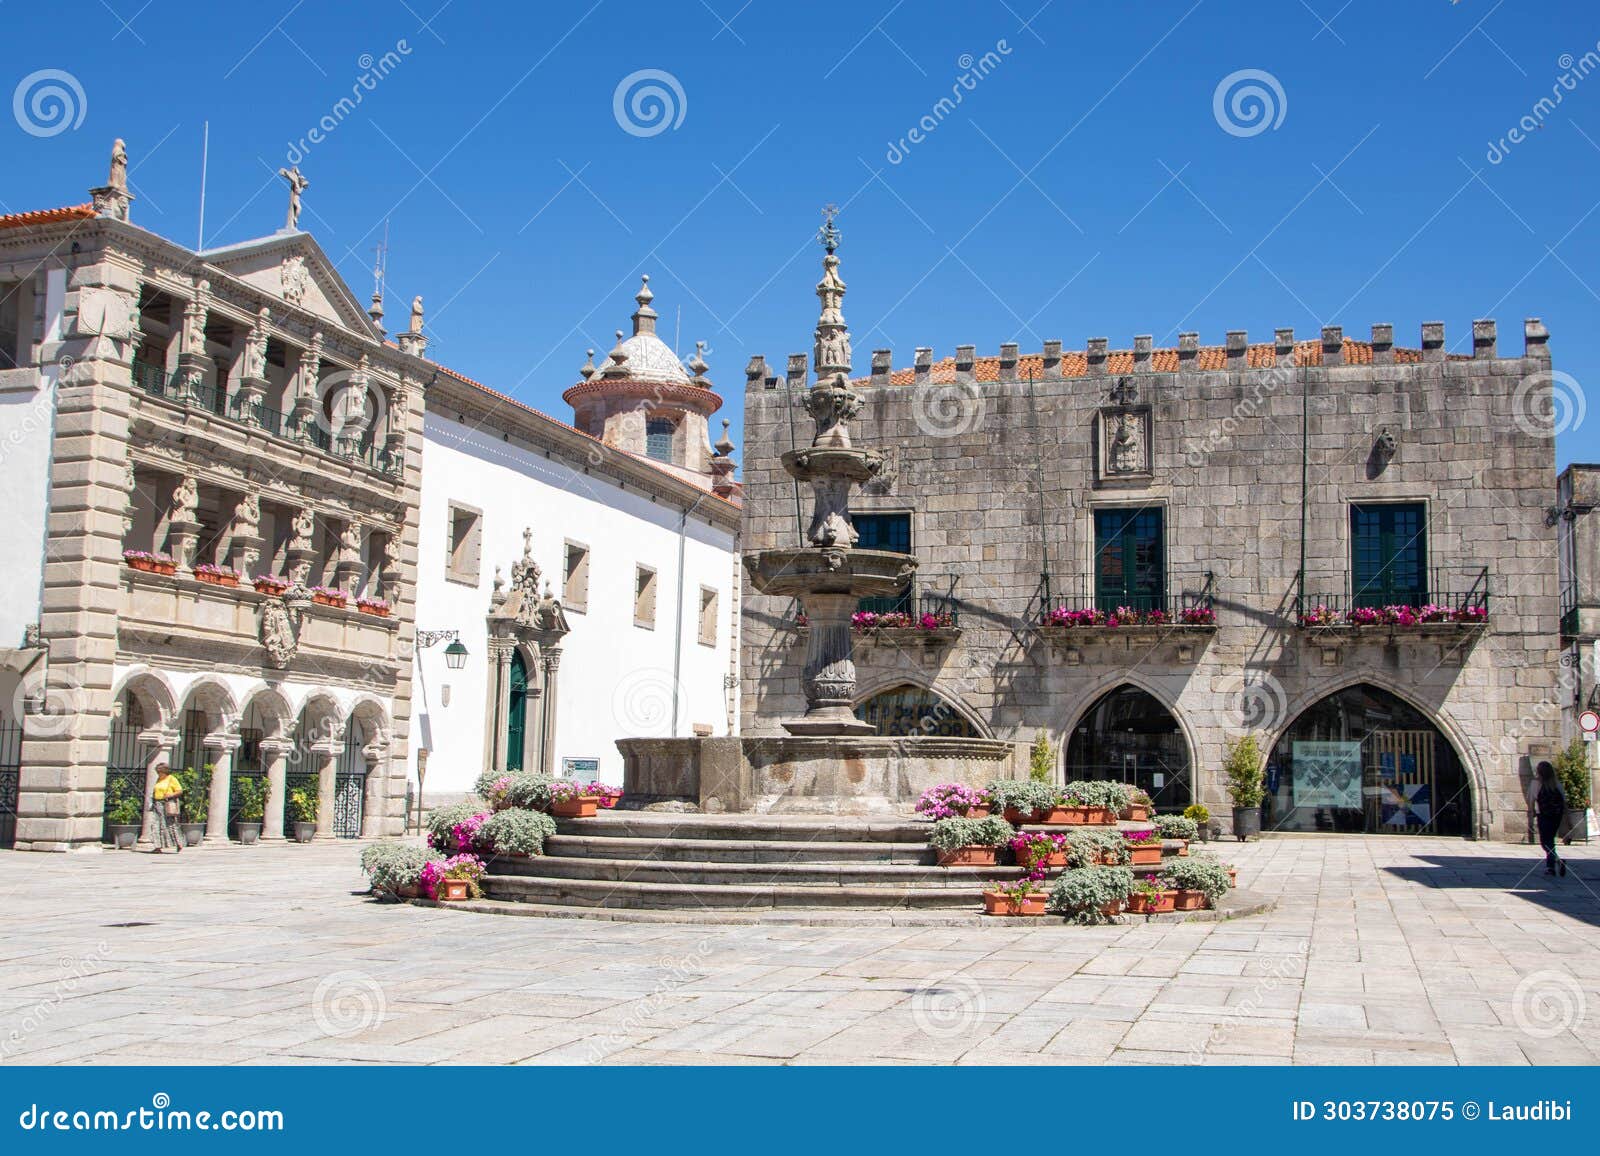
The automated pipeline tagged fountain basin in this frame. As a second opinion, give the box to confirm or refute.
[744,547,914,599]
[781,445,884,483]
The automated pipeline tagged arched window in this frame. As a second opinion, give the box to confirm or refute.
[646,418,675,463]
[1065,685,1191,809]
[1264,683,1469,835]
[855,685,978,738]
[507,651,529,772]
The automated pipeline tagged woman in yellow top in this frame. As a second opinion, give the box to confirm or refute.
[150,763,184,853]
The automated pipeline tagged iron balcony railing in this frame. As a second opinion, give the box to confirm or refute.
[792,576,962,630]
[1040,572,1216,627]
[132,360,401,478]
[1295,565,1489,627]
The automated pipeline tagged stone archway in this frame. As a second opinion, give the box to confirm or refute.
[173,677,239,842]
[852,679,987,738]
[108,670,181,845]
[1064,682,1194,810]
[290,692,343,841]
[345,696,391,838]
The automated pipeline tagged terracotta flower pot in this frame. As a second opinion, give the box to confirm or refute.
[1098,900,1124,918]
[1043,805,1116,826]
[195,571,239,587]
[1227,868,1238,887]
[254,579,289,595]
[1002,806,1028,824]
[1019,848,1068,869]
[1123,803,1152,822]
[982,891,1048,916]
[936,845,997,866]
[438,878,469,902]
[396,882,420,899]
[552,796,600,819]
[1126,842,1163,866]
[1173,889,1209,911]
[964,804,991,819]
[312,592,345,607]
[358,604,391,617]
[1125,890,1177,914]
[1177,842,1191,857]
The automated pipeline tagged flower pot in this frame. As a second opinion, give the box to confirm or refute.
[437,878,470,902]
[253,579,289,595]
[963,804,991,819]
[1125,890,1177,914]
[1098,900,1124,918]
[1123,803,1152,822]
[598,795,621,809]
[1126,842,1163,866]
[552,796,599,819]
[982,891,1048,916]
[1019,849,1068,869]
[180,822,206,846]
[236,821,262,845]
[1002,806,1028,824]
[291,821,316,843]
[1173,889,1209,911]
[195,571,239,588]
[1232,806,1262,841]
[358,604,391,617]
[107,824,138,850]
[312,592,345,608]
[1177,841,1191,856]
[1563,808,1590,844]
[1043,805,1115,825]
[126,557,176,576]
[1226,867,1238,887]
[935,845,997,866]
[397,883,420,899]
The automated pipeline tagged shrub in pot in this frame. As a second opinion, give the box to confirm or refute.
[233,775,267,844]
[425,802,489,853]
[1064,828,1126,868]
[549,778,601,818]
[105,793,142,849]
[1222,734,1265,840]
[1554,738,1592,842]
[1164,853,1232,910]
[359,841,440,897]
[1183,803,1211,842]
[1046,865,1134,925]
[1155,814,1199,850]
[1122,827,1164,866]
[985,779,1056,822]
[1122,786,1154,822]
[287,786,319,842]
[177,765,210,845]
[915,782,991,820]
[1056,780,1126,824]
[983,878,1048,917]
[929,815,1015,865]
[473,807,557,858]
[1028,732,1054,784]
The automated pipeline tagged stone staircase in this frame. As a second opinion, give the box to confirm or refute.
[479,810,1180,914]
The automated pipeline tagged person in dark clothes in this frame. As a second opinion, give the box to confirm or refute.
[1532,760,1567,876]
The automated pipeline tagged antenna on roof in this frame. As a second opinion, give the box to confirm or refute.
[196,121,209,249]
[369,220,389,332]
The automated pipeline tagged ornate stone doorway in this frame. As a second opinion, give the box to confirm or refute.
[506,651,529,773]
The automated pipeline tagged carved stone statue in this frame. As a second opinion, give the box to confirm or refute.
[260,599,301,668]
[171,475,199,522]
[233,492,260,533]
[278,165,309,230]
[181,295,206,355]
[108,139,128,192]
[340,520,363,558]
[408,296,424,335]
[243,307,270,380]
[280,256,308,306]
[290,508,315,550]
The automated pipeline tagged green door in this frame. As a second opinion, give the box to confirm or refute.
[506,651,528,773]
[1351,503,1427,608]
[1094,508,1165,613]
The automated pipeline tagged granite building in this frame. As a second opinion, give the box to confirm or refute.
[739,287,1561,840]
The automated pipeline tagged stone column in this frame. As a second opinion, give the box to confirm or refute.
[175,286,210,406]
[360,743,386,838]
[203,736,238,843]
[15,259,139,852]
[288,333,323,435]
[313,736,339,840]
[797,591,872,735]
[259,738,290,841]
[235,306,271,422]
[540,647,563,776]
[485,641,512,774]
[168,474,202,571]
[137,730,177,845]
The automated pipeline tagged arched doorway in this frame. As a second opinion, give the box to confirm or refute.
[1065,685,1192,809]
[854,684,979,737]
[506,651,529,772]
[1264,683,1470,836]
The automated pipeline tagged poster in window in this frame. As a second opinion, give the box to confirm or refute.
[1292,741,1363,808]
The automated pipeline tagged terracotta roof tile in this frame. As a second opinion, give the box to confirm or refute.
[0,203,96,230]
[856,340,1440,386]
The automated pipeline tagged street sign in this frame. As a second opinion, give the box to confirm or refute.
[1581,710,1600,734]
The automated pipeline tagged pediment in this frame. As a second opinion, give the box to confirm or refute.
[199,232,376,336]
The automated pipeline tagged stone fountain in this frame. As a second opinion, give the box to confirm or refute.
[742,211,916,737]
[617,211,1025,813]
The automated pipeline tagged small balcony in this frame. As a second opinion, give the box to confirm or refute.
[131,360,402,478]
[1037,573,1217,638]
[1294,566,1490,638]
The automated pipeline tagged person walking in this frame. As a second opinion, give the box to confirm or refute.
[1533,760,1567,876]
[150,763,184,854]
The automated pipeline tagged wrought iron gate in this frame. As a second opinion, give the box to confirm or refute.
[0,713,20,849]
[333,723,364,838]
[102,717,147,844]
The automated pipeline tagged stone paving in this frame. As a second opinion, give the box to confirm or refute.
[3,834,1599,1065]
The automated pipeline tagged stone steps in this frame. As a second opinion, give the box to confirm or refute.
[482,872,995,910]
[542,834,934,864]
[491,854,1026,887]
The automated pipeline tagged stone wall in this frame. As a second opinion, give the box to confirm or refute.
[738,322,1560,840]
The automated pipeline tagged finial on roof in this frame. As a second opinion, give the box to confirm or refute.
[812,208,851,383]
[579,348,596,381]
[715,418,734,457]
[632,274,658,336]
[90,138,133,222]
[602,329,630,378]
[688,339,709,384]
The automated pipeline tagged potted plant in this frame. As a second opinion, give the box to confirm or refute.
[359,841,441,898]
[1046,865,1134,925]
[1123,827,1164,866]
[982,878,1048,917]
[914,782,991,820]
[1124,872,1178,914]
[356,596,392,618]
[1183,803,1212,842]
[105,790,142,850]
[422,853,486,901]
[1554,738,1592,843]
[473,807,558,858]
[1010,830,1070,872]
[928,815,1014,866]
[427,801,491,851]
[310,585,348,608]
[1122,786,1153,822]
[253,574,291,595]
[985,778,1054,823]
[1063,828,1126,868]
[587,781,624,809]
[549,778,601,818]
[287,786,318,842]
[1155,813,1199,852]
[1165,853,1232,911]
[1028,732,1054,784]
[1223,734,1265,841]
[1052,780,1124,825]
[123,549,176,576]
[233,775,267,844]
[193,563,240,588]
[176,766,210,845]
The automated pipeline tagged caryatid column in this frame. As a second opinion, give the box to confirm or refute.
[168,473,202,571]
[288,331,323,434]
[235,306,271,421]
[203,733,239,843]
[259,737,291,841]
[175,281,210,404]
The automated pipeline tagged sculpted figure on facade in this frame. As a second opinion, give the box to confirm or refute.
[290,508,315,551]
[278,165,309,230]
[233,492,261,534]
[171,475,199,522]
[243,307,270,380]
[281,255,308,306]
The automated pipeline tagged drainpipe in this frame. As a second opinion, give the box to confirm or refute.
[672,491,710,736]
[1298,365,1308,611]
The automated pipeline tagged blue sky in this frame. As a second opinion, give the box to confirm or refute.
[7,0,1600,466]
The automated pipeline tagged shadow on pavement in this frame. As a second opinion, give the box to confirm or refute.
[1384,854,1600,929]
